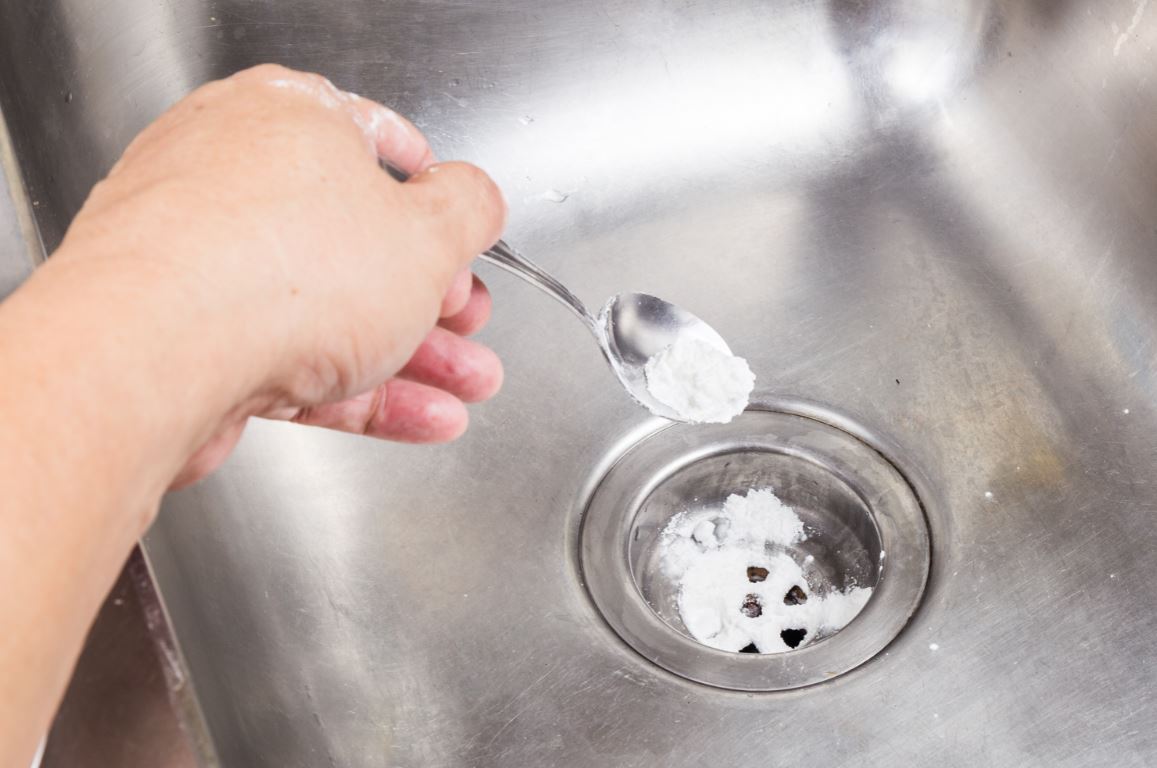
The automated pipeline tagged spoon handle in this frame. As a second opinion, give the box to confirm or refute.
[481,241,597,332]
[379,161,598,332]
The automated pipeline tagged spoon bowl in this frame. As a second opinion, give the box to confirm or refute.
[481,240,736,423]
[597,292,733,420]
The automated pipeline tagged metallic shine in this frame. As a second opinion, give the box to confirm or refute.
[410,172,734,423]
[3,0,1157,765]
[580,403,930,691]
[488,240,736,423]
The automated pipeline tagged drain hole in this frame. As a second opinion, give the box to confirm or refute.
[583,408,932,689]
[740,594,763,618]
[780,628,807,648]
[783,585,808,605]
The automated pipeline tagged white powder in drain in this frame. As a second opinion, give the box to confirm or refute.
[658,488,872,654]
[644,336,755,423]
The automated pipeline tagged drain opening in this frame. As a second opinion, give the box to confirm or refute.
[781,628,808,649]
[651,484,874,656]
[784,585,808,605]
[740,594,763,618]
[580,408,931,691]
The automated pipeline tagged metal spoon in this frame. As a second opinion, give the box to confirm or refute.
[382,162,731,421]
[480,241,731,421]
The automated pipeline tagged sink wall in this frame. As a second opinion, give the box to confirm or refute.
[3,1,1157,765]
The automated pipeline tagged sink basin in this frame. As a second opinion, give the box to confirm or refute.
[3,1,1157,765]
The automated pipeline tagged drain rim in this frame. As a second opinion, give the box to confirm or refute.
[578,402,931,692]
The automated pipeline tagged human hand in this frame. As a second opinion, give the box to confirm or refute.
[54,64,507,487]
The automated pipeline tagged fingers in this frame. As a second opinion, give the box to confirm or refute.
[290,379,468,443]
[267,303,501,443]
[170,418,248,489]
[439,274,493,336]
[396,326,503,402]
[232,65,506,308]
[237,65,436,174]
[441,268,473,318]
[348,96,436,174]
[405,162,507,272]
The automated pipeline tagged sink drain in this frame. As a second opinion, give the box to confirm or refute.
[579,406,930,691]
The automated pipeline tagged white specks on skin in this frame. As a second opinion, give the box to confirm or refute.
[265,77,410,156]
[360,104,398,141]
[984,491,994,500]
[929,643,940,651]
[1114,0,1149,57]
[1123,408,1130,415]
[266,77,346,110]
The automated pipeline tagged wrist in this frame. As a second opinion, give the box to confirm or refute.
[0,246,256,526]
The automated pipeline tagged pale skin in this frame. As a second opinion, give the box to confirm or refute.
[0,64,506,766]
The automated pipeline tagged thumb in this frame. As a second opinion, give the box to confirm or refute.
[402,161,507,277]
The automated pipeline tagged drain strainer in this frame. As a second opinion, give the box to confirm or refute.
[579,405,930,691]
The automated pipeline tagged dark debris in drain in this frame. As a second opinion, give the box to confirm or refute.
[746,566,769,583]
[739,643,759,654]
[740,594,763,618]
[783,585,808,605]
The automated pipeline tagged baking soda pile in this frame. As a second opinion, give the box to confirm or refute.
[644,336,755,423]
[658,488,872,654]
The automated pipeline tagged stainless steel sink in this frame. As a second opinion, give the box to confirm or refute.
[3,1,1157,765]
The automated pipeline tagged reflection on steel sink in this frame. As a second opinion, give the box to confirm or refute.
[3,1,1157,765]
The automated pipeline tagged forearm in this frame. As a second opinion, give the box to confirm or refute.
[0,64,504,765]
[0,252,234,766]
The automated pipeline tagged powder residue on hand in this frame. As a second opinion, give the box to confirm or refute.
[659,488,872,654]
[644,336,755,423]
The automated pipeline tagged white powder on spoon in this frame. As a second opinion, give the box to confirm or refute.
[659,488,873,654]
[644,336,755,423]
